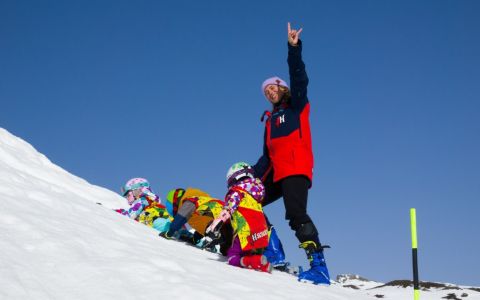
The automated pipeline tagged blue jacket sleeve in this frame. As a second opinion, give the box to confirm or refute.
[288,40,309,110]
[253,127,271,181]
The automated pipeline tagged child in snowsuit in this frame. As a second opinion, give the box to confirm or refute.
[116,178,172,232]
[253,23,330,284]
[160,187,233,255]
[205,162,271,273]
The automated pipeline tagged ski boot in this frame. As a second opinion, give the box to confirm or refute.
[298,241,331,285]
[240,254,272,273]
[263,226,287,267]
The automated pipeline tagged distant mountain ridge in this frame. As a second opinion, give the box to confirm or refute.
[336,274,480,299]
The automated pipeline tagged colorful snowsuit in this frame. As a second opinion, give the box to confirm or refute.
[164,187,234,254]
[216,178,269,267]
[181,195,225,234]
[116,190,172,231]
[167,188,225,235]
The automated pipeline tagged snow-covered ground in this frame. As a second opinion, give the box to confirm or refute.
[1,127,478,300]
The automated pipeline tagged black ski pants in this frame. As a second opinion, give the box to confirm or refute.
[262,173,321,246]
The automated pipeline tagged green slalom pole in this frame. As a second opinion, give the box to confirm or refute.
[410,208,420,300]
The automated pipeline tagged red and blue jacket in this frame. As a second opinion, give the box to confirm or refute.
[254,40,314,185]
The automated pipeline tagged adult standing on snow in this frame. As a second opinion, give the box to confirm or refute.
[253,23,330,284]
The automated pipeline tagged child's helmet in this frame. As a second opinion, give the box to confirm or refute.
[121,178,151,196]
[226,162,255,187]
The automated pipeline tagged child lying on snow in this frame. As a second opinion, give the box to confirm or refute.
[205,162,272,273]
[115,178,172,232]
[159,187,234,255]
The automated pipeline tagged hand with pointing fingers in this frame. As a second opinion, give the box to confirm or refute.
[288,22,303,46]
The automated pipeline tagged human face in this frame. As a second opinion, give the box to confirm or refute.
[264,84,283,104]
[124,189,143,204]
[125,190,135,204]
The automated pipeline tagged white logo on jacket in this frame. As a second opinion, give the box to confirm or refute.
[275,114,286,127]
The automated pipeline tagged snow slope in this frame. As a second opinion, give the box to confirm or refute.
[0,127,478,300]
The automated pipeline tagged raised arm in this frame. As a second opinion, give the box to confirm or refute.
[287,22,309,109]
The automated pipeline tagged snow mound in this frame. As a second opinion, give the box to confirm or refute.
[0,128,125,209]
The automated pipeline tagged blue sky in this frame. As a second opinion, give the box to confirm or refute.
[1,0,479,286]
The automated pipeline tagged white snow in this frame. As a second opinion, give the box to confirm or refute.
[0,127,478,300]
